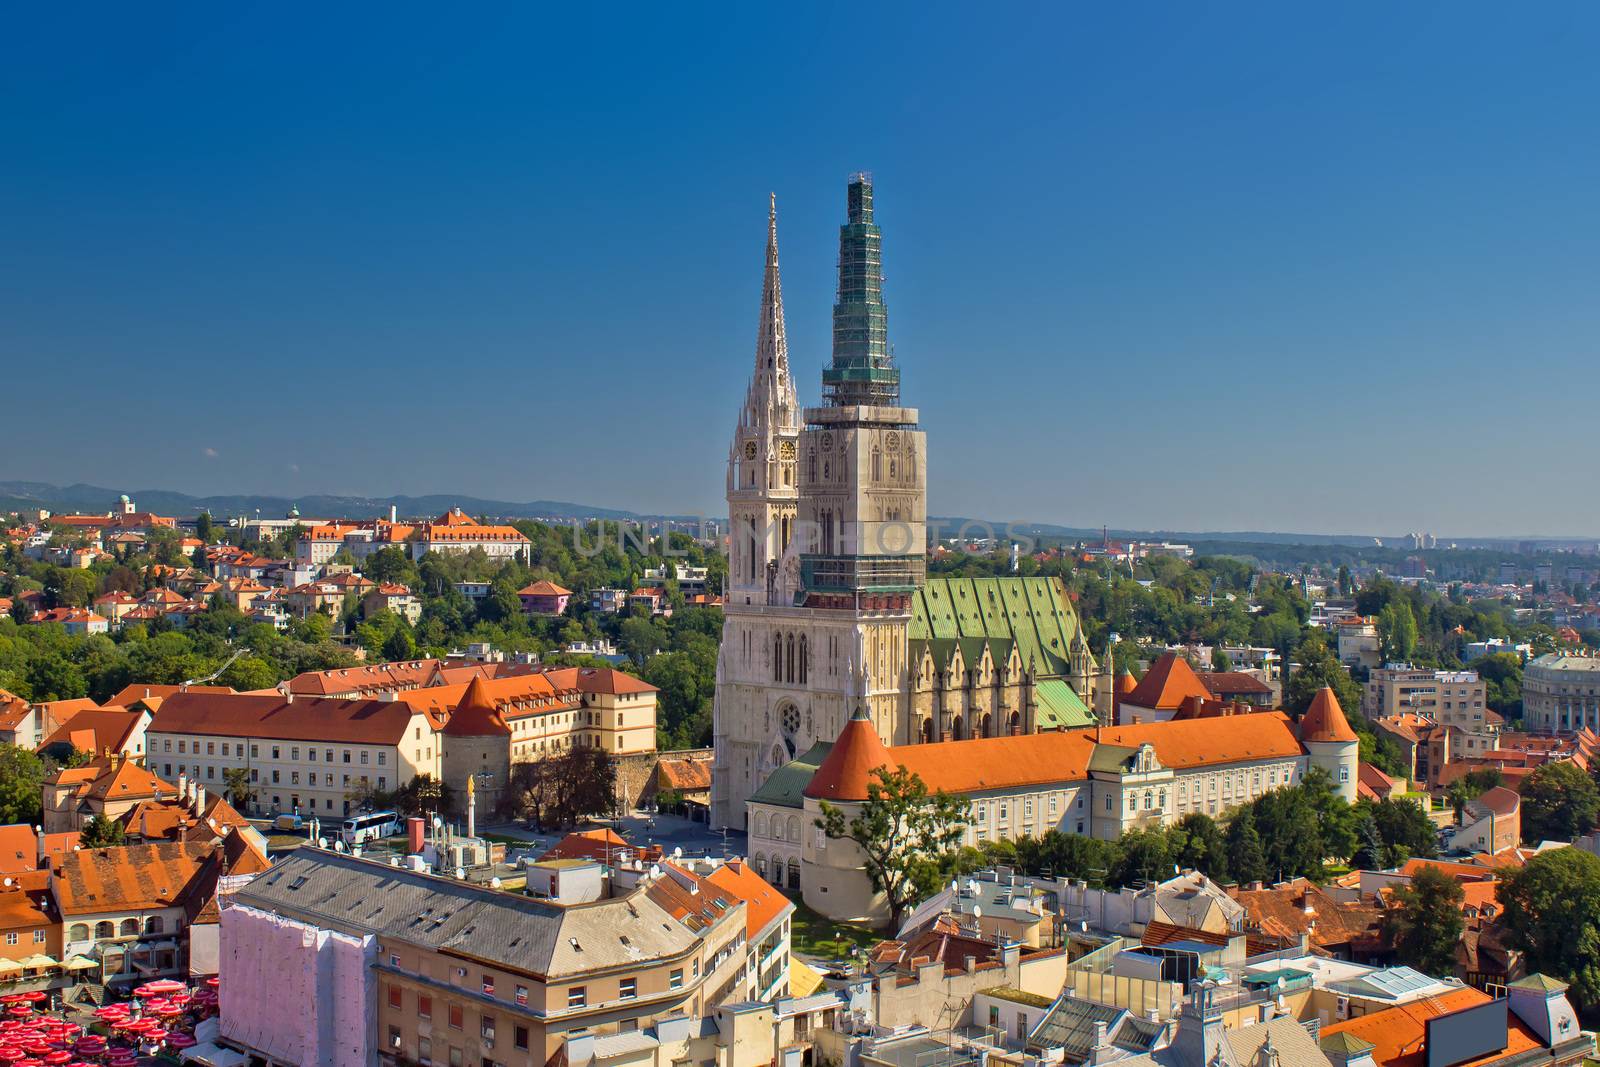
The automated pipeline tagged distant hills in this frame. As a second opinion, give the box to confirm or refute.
[0,480,662,524]
[0,480,1584,548]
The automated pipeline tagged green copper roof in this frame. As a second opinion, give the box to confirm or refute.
[909,577,1090,678]
[1508,973,1568,993]
[749,742,832,810]
[1035,678,1095,729]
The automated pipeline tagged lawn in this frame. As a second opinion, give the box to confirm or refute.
[787,897,881,962]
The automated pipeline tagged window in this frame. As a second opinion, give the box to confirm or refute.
[389,985,402,1008]
[251,745,259,758]
[515,1026,529,1051]
[361,751,369,765]
[418,1037,431,1066]
[482,974,494,996]
[378,752,386,766]
[272,746,280,759]
[272,770,280,783]
[448,1048,462,1067]
[418,995,432,1019]
[308,748,316,761]
[568,987,586,1008]
[32,930,45,943]
[480,1016,495,1043]
[291,747,299,760]
[389,1026,402,1050]
[163,739,171,752]
[515,986,528,1007]
[620,977,636,1000]
[4,933,15,946]
[344,750,352,763]
[448,1004,463,1029]
[669,969,683,990]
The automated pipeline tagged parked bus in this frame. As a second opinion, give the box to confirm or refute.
[340,811,398,846]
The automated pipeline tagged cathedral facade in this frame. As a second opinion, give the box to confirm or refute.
[711,176,1108,830]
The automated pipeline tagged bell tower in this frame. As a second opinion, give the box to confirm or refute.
[727,194,801,607]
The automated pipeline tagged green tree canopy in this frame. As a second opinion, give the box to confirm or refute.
[1498,847,1600,1009]
[817,765,969,930]
[1385,865,1464,975]
[1518,761,1600,844]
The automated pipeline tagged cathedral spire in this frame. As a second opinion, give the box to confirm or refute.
[741,194,797,433]
[756,192,788,379]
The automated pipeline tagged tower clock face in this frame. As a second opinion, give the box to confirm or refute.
[820,432,834,451]
[779,441,795,460]
[885,431,900,450]
[744,440,758,460]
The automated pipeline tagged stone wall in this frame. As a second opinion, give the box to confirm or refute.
[614,747,714,810]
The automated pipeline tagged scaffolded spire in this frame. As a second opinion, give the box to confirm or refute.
[823,172,898,407]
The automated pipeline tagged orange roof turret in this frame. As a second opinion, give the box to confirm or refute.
[803,705,891,802]
[1122,652,1211,710]
[442,676,512,737]
[1301,686,1358,744]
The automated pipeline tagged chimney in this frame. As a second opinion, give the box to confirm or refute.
[194,786,206,816]
[178,772,188,800]
[35,828,45,868]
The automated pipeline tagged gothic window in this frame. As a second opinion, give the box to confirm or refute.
[979,712,992,738]
[952,715,965,741]
[799,634,808,683]
[780,705,800,736]
[822,460,830,481]
[786,634,796,683]
[871,449,882,481]
[749,534,757,581]
[773,634,783,682]
[889,459,897,479]
[807,451,817,482]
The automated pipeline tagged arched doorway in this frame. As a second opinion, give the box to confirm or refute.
[951,715,966,741]
[1009,710,1022,735]
[979,712,992,738]
[787,858,801,891]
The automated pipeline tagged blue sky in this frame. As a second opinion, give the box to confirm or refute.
[3,3,1597,537]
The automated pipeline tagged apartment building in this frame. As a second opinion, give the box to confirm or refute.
[1363,666,1489,726]
[145,692,441,818]
[221,847,751,1067]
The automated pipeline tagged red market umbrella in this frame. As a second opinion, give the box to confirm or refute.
[14,998,41,1007]
[4,1010,29,1019]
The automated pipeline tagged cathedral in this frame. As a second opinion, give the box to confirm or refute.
[711,176,1111,830]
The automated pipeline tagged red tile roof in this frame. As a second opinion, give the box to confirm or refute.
[804,711,893,801]
[148,692,423,745]
[1319,986,1542,1067]
[40,708,144,756]
[1300,687,1359,743]
[706,859,793,941]
[1122,652,1213,711]
[517,580,572,597]
[440,676,512,737]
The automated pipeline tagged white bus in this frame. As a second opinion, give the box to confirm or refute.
[340,811,399,846]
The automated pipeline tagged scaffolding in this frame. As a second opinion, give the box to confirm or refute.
[824,172,901,408]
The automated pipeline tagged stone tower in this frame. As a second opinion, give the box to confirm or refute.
[712,175,927,830]
[440,676,512,816]
[726,194,801,609]
[1299,686,1360,802]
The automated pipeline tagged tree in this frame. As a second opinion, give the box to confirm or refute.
[504,748,616,828]
[1172,812,1228,882]
[79,814,125,850]
[1385,865,1464,976]
[1285,633,1363,721]
[1519,761,1600,843]
[1211,647,1232,673]
[382,625,417,663]
[1353,813,1384,871]
[1378,600,1419,664]
[1363,796,1437,863]
[1106,829,1173,889]
[222,767,254,811]
[195,512,214,542]
[1498,848,1600,1009]
[1225,810,1268,886]
[0,745,46,825]
[817,765,969,930]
